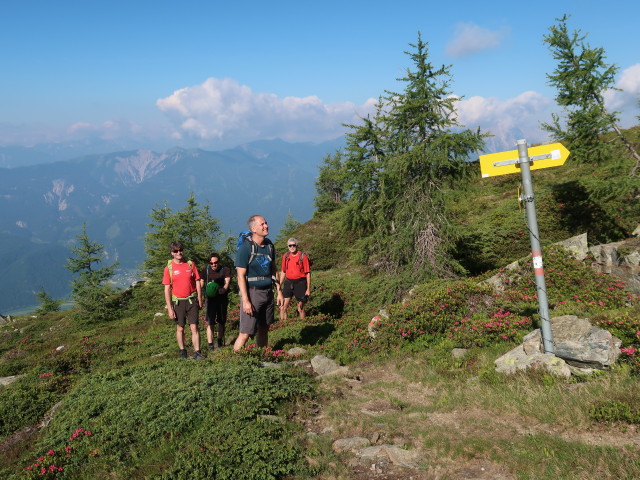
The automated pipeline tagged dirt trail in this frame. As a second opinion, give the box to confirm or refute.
[304,360,640,480]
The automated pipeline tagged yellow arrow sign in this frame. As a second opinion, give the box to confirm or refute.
[479,142,570,178]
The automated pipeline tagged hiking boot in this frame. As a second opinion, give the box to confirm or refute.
[179,349,187,359]
[207,343,215,351]
[192,351,205,360]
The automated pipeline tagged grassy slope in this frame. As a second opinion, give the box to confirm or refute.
[1,130,640,479]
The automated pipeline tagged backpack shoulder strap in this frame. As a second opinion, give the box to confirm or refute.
[246,237,258,266]
[267,240,275,261]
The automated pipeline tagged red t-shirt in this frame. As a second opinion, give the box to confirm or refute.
[162,260,200,298]
[281,252,310,280]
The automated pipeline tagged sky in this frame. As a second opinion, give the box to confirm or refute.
[1,0,639,153]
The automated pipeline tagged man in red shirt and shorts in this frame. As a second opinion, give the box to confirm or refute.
[162,241,203,359]
[279,238,311,322]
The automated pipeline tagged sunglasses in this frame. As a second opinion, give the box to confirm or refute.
[288,244,297,247]
[172,249,183,253]
[210,261,218,265]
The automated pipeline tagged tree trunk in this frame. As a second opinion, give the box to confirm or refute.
[610,122,640,177]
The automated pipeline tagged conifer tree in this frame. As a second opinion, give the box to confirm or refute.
[275,213,302,245]
[314,151,348,213]
[65,223,119,322]
[34,288,63,315]
[336,33,486,275]
[543,15,640,174]
[143,193,223,281]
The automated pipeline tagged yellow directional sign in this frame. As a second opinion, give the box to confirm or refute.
[479,142,570,178]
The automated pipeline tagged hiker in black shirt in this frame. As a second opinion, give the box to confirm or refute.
[201,253,232,350]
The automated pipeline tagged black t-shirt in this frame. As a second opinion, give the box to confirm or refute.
[204,265,230,296]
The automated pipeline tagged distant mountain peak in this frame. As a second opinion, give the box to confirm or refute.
[113,149,173,184]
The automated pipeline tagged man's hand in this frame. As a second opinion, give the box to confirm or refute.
[276,291,284,307]
[167,306,176,319]
[242,297,255,315]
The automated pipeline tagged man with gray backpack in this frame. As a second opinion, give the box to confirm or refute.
[233,215,283,352]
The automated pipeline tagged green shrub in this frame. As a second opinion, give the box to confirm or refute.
[500,247,638,313]
[592,312,640,347]
[28,358,313,479]
[448,310,532,348]
[381,280,497,342]
[0,374,64,440]
[589,400,640,424]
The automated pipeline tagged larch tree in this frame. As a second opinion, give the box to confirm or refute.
[338,33,487,276]
[65,223,119,322]
[543,15,640,175]
[143,193,223,281]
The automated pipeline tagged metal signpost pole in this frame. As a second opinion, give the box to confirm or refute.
[516,139,554,354]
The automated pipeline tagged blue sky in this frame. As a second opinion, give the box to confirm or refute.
[1,0,639,152]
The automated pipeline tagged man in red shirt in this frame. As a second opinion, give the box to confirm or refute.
[162,241,203,359]
[279,238,311,322]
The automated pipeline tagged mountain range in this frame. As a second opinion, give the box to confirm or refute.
[0,138,344,314]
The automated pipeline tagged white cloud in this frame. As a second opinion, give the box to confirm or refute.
[455,91,553,151]
[446,22,509,58]
[67,119,142,139]
[603,63,640,127]
[156,78,377,144]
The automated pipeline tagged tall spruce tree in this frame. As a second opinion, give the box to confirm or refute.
[339,33,486,276]
[543,15,640,174]
[143,193,223,281]
[65,223,119,322]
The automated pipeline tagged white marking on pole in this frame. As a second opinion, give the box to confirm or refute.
[532,256,543,269]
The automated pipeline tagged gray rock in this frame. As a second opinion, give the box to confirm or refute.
[495,345,571,378]
[484,260,520,293]
[356,444,421,469]
[311,355,349,377]
[292,359,312,369]
[40,401,63,428]
[258,414,284,422]
[522,330,542,355]
[451,348,468,358]
[368,315,383,339]
[516,316,622,370]
[554,233,588,260]
[318,366,350,379]
[550,315,621,369]
[261,361,281,368]
[0,375,25,387]
[590,239,640,293]
[287,347,307,356]
[332,437,371,453]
